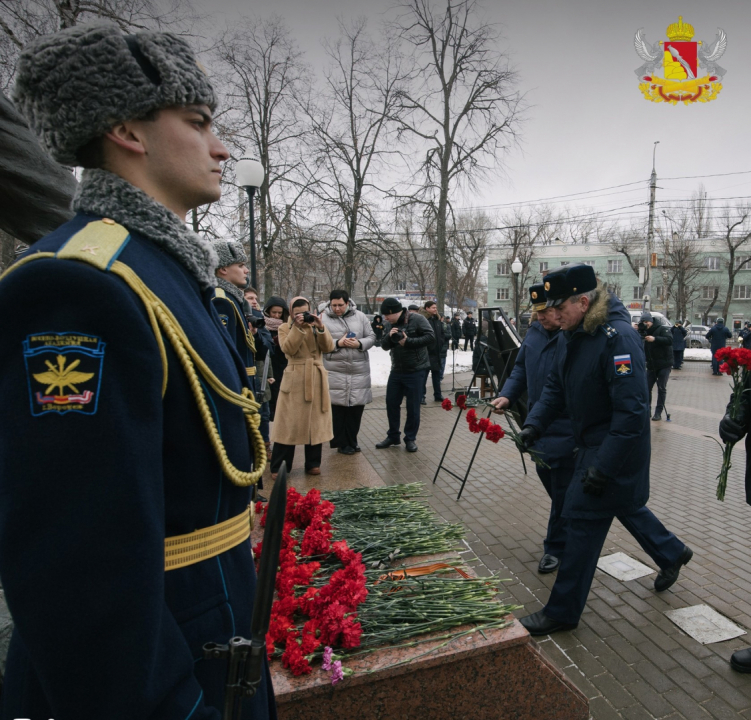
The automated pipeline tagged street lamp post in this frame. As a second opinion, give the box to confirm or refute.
[511,257,523,323]
[235,149,265,290]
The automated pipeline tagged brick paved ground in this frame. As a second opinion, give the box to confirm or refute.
[313,360,751,719]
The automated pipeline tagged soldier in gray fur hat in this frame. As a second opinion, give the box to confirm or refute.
[0,22,276,720]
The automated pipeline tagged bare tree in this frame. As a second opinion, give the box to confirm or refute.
[215,16,311,296]
[392,0,522,313]
[0,0,199,90]
[717,204,751,320]
[447,210,490,310]
[304,17,405,294]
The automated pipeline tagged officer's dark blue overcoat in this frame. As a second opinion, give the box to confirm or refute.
[706,321,732,352]
[499,321,575,466]
[525,293,651,519]
[0,213,276,720]
[670,325,687,351]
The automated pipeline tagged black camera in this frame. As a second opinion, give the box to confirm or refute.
[637,321,647,337]
[392,329,405,341]
[302,311,316,324]
[247,315,266,329]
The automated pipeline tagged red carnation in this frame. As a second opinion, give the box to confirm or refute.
[466,408,477,422]
[441,398,453,411]
[478,417,491,432]
[339,616,363,649]
[456,394,467,409]
[719,362,731,375]
[282,636,312,676]
[485,423,505,443]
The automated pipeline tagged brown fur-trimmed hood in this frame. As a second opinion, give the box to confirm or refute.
[582,281,610,334]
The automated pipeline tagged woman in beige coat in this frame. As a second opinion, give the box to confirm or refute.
[270,297,335,477]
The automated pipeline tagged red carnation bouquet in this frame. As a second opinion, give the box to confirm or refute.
[713,347,751,500]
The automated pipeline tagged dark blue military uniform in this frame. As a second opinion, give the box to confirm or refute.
[670,324,688,369]
[740,325,751,350]
[211,287,271,397]
[707,320,732,374]
[499,319,575,561]
[525,283,686,625]
[0,214,276,720]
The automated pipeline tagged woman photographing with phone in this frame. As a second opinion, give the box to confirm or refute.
[322,289,377,454]
[269,296,335,478]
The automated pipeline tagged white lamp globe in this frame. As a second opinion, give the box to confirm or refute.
[511,257,523,274]
[236,149,264,188]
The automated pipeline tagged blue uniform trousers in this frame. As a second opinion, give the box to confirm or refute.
[544,506,685,624]
[535,462,574,559]
[386,371,423,441]
[259,400,271,443]
[424,366,443,400]
[672,350,684,369]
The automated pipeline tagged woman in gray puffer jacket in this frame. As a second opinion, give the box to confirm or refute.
[321,289,377,454]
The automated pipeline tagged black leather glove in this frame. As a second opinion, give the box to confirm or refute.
[517,426,540,452]
[720,411,747,445]
[582,466,611,497]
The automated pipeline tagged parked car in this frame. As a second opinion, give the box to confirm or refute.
[628,310,671,328]
[685,324,710,349]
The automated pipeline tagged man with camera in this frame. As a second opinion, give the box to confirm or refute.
[212,241,271,399]
[376,297,434,453]
[638,311,673,421]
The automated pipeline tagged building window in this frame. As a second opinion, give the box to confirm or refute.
[734,285,751,299]
[496,287,509,300]
[496,262,509,276]
[654,285,665,299]
[706,256,722,271]
[539,261,548,272]
[583,260,595,267]
[702,286,719,300]
[560,261,569,266]
[395,281,406,292]
[633,286,644,300]
[737,256,751,270]
[634,257,646,268]
[607,259,622,273]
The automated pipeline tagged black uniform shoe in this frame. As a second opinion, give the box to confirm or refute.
[652,412,661,421]
[354,445,361,452]
[434,396,445,402]
[731,648,751,673]
[654,545,693,592]
[519,610,577,636]
[538,554,560,574]
[420,397,427,405]
[338,446,356,455]
[405,440,418,452]
[376,438,400,449]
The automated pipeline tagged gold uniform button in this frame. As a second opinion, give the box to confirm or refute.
[573,287,577,292]
[102,218,115,225]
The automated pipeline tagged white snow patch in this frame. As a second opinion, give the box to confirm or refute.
[368,347,475,387]
[684,349,712,361]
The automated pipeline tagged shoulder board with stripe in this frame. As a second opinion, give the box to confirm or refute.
[600,323,618,338]
[56,219,130,270]
[213,288,227,300]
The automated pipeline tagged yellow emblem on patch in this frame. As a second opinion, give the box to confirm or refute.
[531,291,538,300]
[544,282,550,291]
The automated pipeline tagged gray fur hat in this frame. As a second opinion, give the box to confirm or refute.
[13,22,216,165]
[213,241,248,268]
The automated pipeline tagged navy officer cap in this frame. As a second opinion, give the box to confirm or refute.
[544,263,597,308]
[528,282,548,312]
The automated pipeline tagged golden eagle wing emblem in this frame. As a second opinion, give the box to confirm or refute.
[33,355,95,395]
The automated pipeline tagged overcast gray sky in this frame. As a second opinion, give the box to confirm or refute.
[208,0,751,223]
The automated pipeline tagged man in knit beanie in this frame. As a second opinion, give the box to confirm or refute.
[0,22,275,720]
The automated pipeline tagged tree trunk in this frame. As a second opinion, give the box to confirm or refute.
[436,176,449,314]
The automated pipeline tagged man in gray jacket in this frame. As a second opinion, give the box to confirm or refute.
[322,289,376,454]
[376,297,434,453]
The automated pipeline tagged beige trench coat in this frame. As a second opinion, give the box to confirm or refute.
[270,319,336,446]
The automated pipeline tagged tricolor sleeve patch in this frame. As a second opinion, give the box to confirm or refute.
[614,354,632,376]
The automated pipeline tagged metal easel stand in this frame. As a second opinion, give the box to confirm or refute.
[432,344,527,501]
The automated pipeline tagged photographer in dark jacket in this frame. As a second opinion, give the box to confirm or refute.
[419,301,445,404]
[376,298,434,452]
[671,321,688,369]
[639,312,673,421]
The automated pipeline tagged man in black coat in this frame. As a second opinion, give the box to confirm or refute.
[640,312,673,421]
[671,321,688,369]
[420,301,445,403]
[377,297,434,452]
[462,311,477,350]
[451,313,462,351]
[707,318,733,375]
[740,321,751,350]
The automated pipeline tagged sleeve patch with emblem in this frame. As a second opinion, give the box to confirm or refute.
[23,333,106,416]
[614,354,632,376]
[219,314,229,326]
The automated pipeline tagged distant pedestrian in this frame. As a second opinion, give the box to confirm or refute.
[451,313,462,351]
[706,318,732,375]
[376,298,434,453]
[740,321,751,350]
[462,311,477,350]
[639,311,673,421]
[440,315,451,379]
[671,321,688,369]
[321,289,376,455]
[371,314,384,346]
[419,300,445,403]
[263,296,290,419]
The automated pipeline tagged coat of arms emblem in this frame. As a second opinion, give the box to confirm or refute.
[634,16,726,104]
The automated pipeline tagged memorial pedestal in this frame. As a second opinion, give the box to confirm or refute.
[271,617,588,720]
